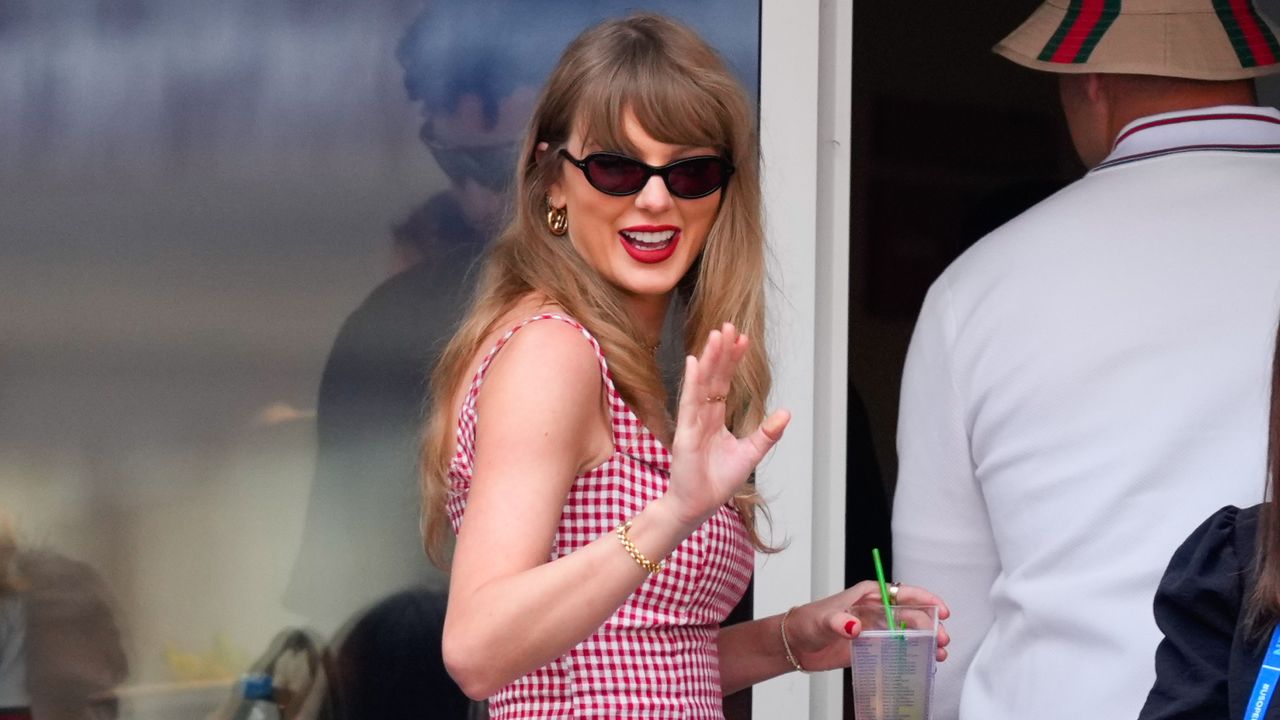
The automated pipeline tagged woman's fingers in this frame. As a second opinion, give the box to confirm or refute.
[698,328,723,379]
[699,323,741,396]
[747,409,790,458]
[677,323,789,467]
[845,585,949,620]
[828,608,862,639]
[680,324,740,423]
[936,622,950,661]
[837,583,950,661]
[713,324,746,387]
[889,587,950,620]
[674,354,701,426]
[831,609,949,663]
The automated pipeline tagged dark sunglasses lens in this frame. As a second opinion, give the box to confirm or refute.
[585,155,649,194]
[667,158,728,198]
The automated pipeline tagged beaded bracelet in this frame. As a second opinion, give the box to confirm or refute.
[615,520,663,575]
[780,607,809,673]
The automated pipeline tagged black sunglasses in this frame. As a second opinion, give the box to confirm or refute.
[558,149,734,199]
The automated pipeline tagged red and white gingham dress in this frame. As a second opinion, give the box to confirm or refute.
[446,314,755,719]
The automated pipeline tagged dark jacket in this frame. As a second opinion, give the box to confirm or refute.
[1140,504,1279,719]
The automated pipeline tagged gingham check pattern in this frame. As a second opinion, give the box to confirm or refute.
[447,314,754,719]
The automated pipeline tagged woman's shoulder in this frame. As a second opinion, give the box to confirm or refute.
[444,295,606,423]
[1159,505,1261,600]
[1183,505,1259,557]
[464,299,614,471]
[469,300,606,410]
[1142,505,1268,719]
[480,300,600,373]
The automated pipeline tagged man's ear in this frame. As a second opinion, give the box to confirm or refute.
[1089,73,1120,141]
[1085,73,1105,104]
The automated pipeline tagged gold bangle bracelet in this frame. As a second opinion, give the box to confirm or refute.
[615,521,663,575]
[780,607,808,673]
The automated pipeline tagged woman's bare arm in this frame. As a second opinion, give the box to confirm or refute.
[444,322,788,698]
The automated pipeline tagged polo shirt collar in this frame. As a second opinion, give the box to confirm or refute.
[1093,105,1280,171]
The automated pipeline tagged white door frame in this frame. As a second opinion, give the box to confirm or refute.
[756,0,853,717]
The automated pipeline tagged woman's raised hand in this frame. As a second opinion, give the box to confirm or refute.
[664,323,790,527]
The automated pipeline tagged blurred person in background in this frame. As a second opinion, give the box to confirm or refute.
[0,514,128,720]
[283,0,550,630]
[286,2,643,717]
[389,193,478,276]
[284,191,482,633]
[323,588,468,720]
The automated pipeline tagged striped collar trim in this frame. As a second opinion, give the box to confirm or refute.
[1094,144,1280,170]
[1094,105,1280,171]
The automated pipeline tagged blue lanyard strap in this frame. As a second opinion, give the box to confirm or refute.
[1246,624,1280,720]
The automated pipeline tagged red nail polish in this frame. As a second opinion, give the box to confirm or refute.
[845,620,857,635]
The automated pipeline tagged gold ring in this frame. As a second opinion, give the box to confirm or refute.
[705,394,727,403]
[888,582,901,604]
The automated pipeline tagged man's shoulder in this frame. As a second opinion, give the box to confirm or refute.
[935,179,1085,284]
[976,170,1125,239]
[939,161,1194,280]
[961,150,1280,263]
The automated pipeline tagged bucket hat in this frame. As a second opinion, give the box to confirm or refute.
[995,0,1280,79]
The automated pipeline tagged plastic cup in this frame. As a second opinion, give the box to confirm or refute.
[849,604,938,720]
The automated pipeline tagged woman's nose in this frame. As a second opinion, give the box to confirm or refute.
[633,174,674,213]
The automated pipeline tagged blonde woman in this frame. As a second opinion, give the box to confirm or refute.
[421,14,949,718]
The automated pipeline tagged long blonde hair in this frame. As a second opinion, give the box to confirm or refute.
[421,13,773,568]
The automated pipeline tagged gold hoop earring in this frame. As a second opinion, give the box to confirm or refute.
[545,200,568,237]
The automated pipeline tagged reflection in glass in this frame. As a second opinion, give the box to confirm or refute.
[0,1,759,717]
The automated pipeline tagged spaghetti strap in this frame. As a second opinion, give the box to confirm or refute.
[451,312,669,475]
[460,312,619,415]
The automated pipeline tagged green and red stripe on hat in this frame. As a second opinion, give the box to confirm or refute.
[1007,0,1280,78]
[1213,0,1280,68]
[1037,0,1122,64]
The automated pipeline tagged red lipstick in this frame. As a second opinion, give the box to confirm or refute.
[618,225,680,264]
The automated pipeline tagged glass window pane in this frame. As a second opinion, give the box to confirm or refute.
[0,2,759,718]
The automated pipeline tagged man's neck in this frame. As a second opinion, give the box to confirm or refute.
[1105,78,1259,148]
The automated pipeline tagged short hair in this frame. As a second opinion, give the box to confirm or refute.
[396,0,760,129]
[395,0,583,130]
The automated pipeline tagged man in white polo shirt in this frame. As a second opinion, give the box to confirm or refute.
[892,2,1280,718]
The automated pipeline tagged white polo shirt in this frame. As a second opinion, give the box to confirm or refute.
[893,105,1280,720]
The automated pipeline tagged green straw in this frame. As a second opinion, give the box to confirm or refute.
[871,548,899,635]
